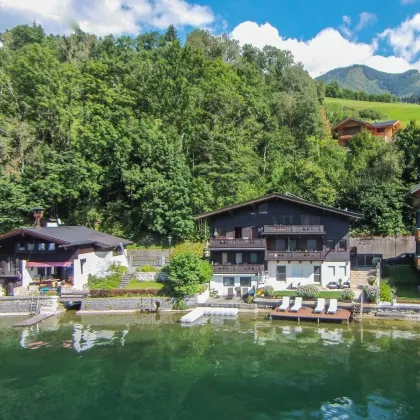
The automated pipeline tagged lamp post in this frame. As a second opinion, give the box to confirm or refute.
[168,235,172,254]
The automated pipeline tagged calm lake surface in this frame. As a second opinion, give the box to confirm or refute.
[1,312,420,420]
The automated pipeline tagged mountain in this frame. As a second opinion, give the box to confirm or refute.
[317,65,420,98]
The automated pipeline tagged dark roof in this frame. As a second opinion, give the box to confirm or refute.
[0,226,132,248]
[372,120,400,128]
[194,192,363,220]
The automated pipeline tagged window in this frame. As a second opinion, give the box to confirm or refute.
[289,239,297,251]
[307,239,317,251]
[377,127,385,133]
[215,227,227,237]
[48,243,56,251]
[223,277,234,286]
[258,202,268,214]
[27,243,35,251]
[16,243,25,252]
[251,226,259,239]
[338,240,347,251]
[326,240,335,251]
[234,227,242,239]
[276,266,286,281]
[339,266,347,277]
[279,214,293,225]
[250,253,258,264]
[222,253,228,265]
[240,277,251,286]
[235,253,243,264]
[328,266,336,276]
[343,126,361,136]
[80,258,87,275]
[300,214,310,225]
[314,266,321,283]
[311,215,321,225]
[275,239,286,251]
[37,243,46,251]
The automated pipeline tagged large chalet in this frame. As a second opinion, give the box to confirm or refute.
[194,193,362,297]
[332,118,401,146]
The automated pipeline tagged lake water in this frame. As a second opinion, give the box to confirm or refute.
[0,312,420,419]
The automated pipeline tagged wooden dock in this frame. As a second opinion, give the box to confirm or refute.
[271,307,352,323]
[14,313,55,327]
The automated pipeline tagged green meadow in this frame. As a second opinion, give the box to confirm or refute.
[325,97,420,127]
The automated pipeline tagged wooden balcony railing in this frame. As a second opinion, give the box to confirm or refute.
[263,225,325,235]
[209,238,266,249]
[0,268,20,276]
[265,251,326,261]
[212,264,265,274]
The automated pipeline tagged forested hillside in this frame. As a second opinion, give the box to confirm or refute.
[0,24,417,242]
[318,65,420,98]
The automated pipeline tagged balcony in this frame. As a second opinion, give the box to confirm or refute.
[263,225,325,235]
[212,264,265,274]
[265,251,326,261]
[209,238,266,249]
[0,268,20,277]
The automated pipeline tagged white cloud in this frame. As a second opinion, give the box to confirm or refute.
[355,12,376,32]
[380,13,420,61]
[339,12,376,39]
[0,0,215,36]
[231,21,420,77]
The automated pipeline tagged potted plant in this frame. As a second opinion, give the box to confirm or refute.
[338,278,343,289]
[235,286,241,297]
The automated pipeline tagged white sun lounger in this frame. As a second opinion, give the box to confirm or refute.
[327,299,338,314]
[290,297,302,312]
[314,298,325,313]
[278,296,290,311]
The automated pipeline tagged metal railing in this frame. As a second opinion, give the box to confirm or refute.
[265,251,326,260]
[209,238,265,249]
[212,264,265,274]
[263,225,325,234]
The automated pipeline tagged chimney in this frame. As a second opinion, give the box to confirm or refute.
[32,207,44,228]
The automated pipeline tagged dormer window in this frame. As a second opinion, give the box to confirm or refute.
[48,243,56,251]
[37,243,46,251]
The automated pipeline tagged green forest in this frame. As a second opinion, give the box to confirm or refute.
[0,24,420,243]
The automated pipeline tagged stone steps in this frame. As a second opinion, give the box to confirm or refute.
[118,274,134,289]
[350,270,372,287]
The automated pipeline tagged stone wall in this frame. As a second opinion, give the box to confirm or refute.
[80,296,197,312]
[0,296,58,314]
[133,272,168,282]
[350,235,415,259]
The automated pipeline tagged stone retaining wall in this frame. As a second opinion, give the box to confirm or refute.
[0,296,58,314]
[133,272,168,282]
[80,296,197,312]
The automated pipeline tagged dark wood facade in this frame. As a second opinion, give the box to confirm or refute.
[196,194,359,274]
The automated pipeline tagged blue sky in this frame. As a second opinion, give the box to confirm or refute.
[1,0,420,76]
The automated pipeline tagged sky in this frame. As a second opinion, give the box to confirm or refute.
[0,0,420,76]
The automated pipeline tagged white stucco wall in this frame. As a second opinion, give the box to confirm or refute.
[210,275,258,297]
[73,250,130,290]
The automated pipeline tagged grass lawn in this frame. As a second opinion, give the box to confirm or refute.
[382,266,420,299]
[272,290,343,299]
[325,97,420,127]
[125,280,165,290]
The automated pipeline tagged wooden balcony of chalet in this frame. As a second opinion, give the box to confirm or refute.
[265,250,326,261]
[212,264,265,274]
[209,238,266,250]
[263,225,325,235]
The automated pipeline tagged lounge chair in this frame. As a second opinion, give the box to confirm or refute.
[278,296,290,311]
[327,299,338,314]
[290,297,302,312]
[314,298,325,314]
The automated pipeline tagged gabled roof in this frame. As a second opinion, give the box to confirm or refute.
[194,192,363,220]
[0,226,133,248]
[332,118,401,131]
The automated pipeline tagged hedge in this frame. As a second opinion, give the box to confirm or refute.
[90,289,160,298]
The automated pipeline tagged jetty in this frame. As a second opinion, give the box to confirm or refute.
[180,307,239,323]
[14,313,56,327]
[271,307,351,324]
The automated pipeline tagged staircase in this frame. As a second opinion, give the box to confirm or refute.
[118,274,134,289]
[350,270,373,289]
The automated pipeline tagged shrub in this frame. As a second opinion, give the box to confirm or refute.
[167,251,212,297]
[247,295,254,304]
[210,288,218,298]
[380,282,394,302]
[363,286,379,302]
[90,289,159,298]
[296,285,319,299]
[367,276,376,286]
[173,299,189,310]
[136,265,158,272]
[88,274,120,290]
[263,285,274,296]
[340,289,355,301]
[372,257,381,266]
[170,242,206,259]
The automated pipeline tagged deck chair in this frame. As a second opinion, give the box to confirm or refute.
[278,296,290,311]
[314,298,325,314]
[327,299,338,314]
[290,297,302,312]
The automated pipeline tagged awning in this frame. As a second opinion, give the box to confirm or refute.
[26,261,72,268]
